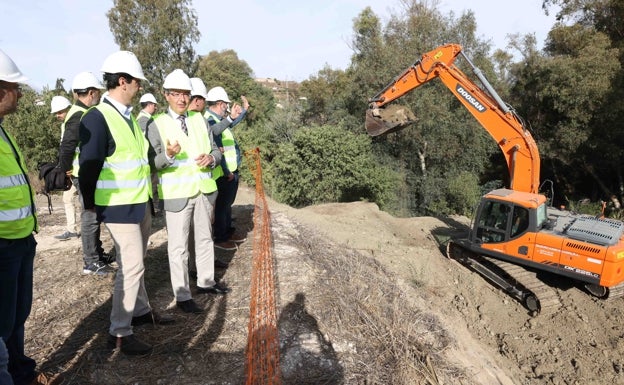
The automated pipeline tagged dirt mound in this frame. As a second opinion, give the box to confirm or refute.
[25,185,624,384]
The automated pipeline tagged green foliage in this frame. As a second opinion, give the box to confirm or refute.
[195,50,275,126]
[3,87,60,172]
[107,0,200,95]
[445,171,482,216]
[270,125,397,209]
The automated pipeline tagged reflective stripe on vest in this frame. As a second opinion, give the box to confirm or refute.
[63,104,87,177]
[220,128,237,172]
[0,129,37,238]
[92,103,151,207]
[154,111,217,200]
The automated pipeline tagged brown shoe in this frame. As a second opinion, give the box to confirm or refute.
[107,334,152,355]
[30,372,64,385]
[214,240,237,251]
[132,311,175,326]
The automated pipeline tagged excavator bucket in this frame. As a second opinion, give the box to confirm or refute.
[365,105,417,136]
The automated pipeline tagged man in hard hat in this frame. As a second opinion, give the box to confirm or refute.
[205,86,248,251]
[136,93,158,134]
[188,77,208,114]
[79,51,174,356]
[188,78,230,269]
[146,69,229,315]
[50,95,81,242]
[57,72,116,277]
[0,48,60,385]
[136,93,160,213]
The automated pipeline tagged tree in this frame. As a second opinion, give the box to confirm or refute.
[107,0,200,95]
[194,49,274,126]
[345,0,500,215]
[511,0,624,203]
[3,87,61,172]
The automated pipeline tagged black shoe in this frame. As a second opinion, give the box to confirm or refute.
[107,334,152,355]
[197,283,231,295]
[54,231,79,241]
[215,259,229,269]
[176,299,204,314]
[132,311,175,326]
[99,252,117,268]
[82,261,115,276]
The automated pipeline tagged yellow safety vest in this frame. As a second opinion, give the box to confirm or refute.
[0,128,37,238]
[204,110,224,179]
[62,104,87,177]
[220,128,237,172]
[93,104,151,206]
[154,111,217,199]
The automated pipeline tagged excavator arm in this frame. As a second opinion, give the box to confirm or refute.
[366,43,541,194]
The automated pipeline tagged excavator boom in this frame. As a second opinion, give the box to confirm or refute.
[366,44,540,194]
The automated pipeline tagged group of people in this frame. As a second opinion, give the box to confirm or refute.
[0,47,248,385]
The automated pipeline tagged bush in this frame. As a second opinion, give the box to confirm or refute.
[271,125,397,209]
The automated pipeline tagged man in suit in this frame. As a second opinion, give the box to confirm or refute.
[146,69,230,315]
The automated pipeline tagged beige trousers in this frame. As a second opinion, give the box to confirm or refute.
[106,207,152,337]
[165,193,216,302]
[62,184,78,233]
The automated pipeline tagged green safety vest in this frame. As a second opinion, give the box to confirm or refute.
[220,128,237,172]
[93,104,151,206]
[0,128,37,238]
[137,110,151,121]
[204,110,224,180]
[154,111,217,200]
[61,104,87,177]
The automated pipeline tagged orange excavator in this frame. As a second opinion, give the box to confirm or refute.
[366,43,624,315]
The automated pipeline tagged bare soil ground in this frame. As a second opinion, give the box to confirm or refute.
[27,184,624,384]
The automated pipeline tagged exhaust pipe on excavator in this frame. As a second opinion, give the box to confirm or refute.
[365,104,417,136]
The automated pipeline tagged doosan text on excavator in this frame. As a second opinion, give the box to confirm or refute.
[366,43,624,315]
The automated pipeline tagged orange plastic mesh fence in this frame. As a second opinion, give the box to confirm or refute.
[244,148,282,385]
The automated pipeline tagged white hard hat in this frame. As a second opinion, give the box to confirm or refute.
[163,69,191,91]
[206,86,231,103]
[190,77,208,99]
[50,95,71,113]
[100,51,146,80]
[139,93,157,104]
[0,48,27,83]
[71,71,104,91]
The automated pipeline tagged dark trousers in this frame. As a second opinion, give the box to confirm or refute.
[0,234,36,385]
[73,178,104,265]
[213,172,239,243]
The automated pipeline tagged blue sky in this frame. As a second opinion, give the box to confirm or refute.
[0,0,557,91]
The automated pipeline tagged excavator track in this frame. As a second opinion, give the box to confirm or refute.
[591,281,624,301]
[447,241,561,316]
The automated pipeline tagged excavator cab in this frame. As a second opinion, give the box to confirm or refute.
[475,200,512,243]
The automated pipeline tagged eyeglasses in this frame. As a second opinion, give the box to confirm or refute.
[167,91,191,99]
[1,84,22,92]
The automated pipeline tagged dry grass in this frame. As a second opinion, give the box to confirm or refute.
[27,193,476,384]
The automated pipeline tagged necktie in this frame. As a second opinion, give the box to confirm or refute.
[178,115,188,135]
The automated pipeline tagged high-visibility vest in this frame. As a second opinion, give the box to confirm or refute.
[204,110,225,179]
[137,110,151,121]
[0,128,37,238]
[62,104,87,177]
[154,111,217,199]
[220,128,237,172]
[93,104,151,207]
